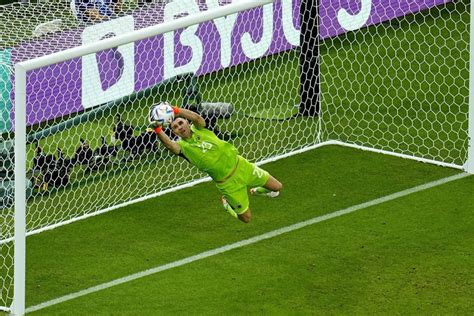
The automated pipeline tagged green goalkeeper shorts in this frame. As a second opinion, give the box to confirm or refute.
[215,156,270,215]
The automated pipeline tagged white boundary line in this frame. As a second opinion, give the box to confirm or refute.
[26,172,470,314]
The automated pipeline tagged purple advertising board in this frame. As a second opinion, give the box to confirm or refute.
[9,0,451,126]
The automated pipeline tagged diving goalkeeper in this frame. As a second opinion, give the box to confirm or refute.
[151,106,283,223]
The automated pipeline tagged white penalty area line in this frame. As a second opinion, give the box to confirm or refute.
[26,172,470,314]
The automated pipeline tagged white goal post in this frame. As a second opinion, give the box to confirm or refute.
[5,0,473,314]
[468,0,474,174]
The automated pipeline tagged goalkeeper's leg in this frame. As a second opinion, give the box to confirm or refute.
[221,196,237,219]
[221,198,252,223]
[250,175,283,197]
[220,189,252,223]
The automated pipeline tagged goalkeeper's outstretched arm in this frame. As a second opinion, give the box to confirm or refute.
[155,128,181,155]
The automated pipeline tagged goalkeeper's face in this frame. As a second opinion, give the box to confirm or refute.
[170,118,192,139]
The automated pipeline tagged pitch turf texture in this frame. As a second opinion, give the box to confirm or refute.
[25,147,474,314]
[1,0,473,313]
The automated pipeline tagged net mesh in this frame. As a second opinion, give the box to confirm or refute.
[0,0,470,310]
[0,58,14,310]
[320,0,469,166]
[0,0,174,50]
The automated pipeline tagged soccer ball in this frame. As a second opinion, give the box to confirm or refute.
[149,102,175,127]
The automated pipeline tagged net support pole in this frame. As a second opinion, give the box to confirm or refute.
[12,65,27,316]
[468,0,474,174]
[299,0,320,116]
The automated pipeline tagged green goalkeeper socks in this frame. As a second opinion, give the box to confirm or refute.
[221,197,237,219]
[253,187,271,194]
[250,187,280,198]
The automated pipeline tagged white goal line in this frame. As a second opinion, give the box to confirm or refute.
[25,172,470,314]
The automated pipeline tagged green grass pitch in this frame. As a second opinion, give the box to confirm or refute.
[1,0,473,313]
[25,146,474,314]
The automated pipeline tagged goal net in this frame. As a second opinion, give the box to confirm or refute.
[1,0,472,313]
[320,0,471,169]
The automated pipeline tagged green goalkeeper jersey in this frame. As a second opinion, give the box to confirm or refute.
[177,125,238,181]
